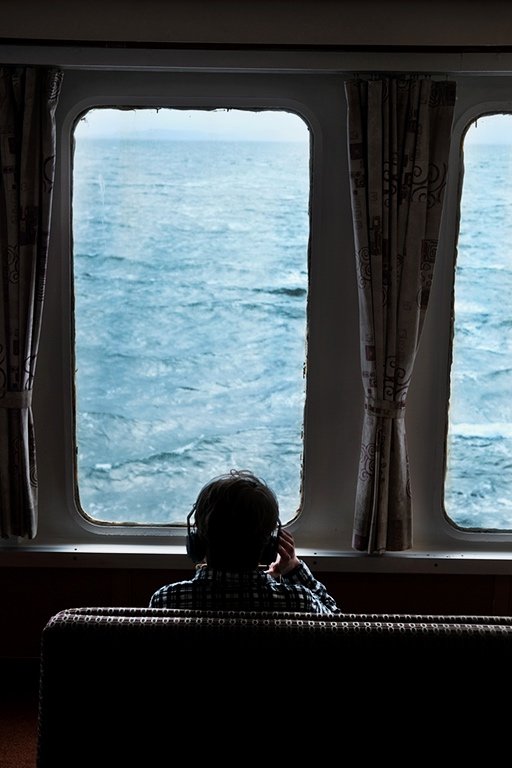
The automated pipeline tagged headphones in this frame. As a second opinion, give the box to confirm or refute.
[186,506,281,565]
[259,521,282,565]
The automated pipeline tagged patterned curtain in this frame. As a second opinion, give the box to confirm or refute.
[0,67,63,538]
[345,77,456,553]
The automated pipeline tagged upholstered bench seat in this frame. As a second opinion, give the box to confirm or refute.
[37,607,512,766]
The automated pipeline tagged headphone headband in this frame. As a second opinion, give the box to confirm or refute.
[186,506,281,565]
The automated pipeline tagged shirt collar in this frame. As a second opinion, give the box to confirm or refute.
[193,566,269,583]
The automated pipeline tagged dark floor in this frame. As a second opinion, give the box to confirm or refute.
[0,658,39,768]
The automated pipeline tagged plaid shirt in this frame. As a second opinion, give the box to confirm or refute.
[149,560,341,616]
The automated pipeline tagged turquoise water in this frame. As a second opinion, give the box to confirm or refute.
[73,132,512,530]
[72,137,309,524]
[446,142,512,529]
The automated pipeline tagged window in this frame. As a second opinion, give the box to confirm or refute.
[72,107,309,525]
[8,53,512,567]
[445,113,512,531]
[32,67,358,555]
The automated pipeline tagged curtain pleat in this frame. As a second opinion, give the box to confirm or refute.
[345,77,456,553]
[0,67,63,539]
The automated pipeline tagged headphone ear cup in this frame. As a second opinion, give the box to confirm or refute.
[259,521,281,564]
[186,530,206,564]
[186,506,206,564]
[259,534,278,565]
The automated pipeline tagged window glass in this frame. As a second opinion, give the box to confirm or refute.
[72,108,310,525]
[445,113,512,530]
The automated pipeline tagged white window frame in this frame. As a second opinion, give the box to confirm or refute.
[30,67,362,564]
[414,75,512,557]
[1,47,512,574]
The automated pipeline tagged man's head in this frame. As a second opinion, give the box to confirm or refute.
[187,469,280,569]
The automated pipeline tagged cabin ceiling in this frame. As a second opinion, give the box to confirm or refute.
[1,0,512,49]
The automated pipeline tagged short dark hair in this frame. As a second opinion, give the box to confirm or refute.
[193,469,279,569]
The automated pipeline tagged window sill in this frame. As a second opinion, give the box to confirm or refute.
[1,543,512,574]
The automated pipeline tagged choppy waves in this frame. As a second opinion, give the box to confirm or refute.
[73,139,309,523]
[446,142,512,529]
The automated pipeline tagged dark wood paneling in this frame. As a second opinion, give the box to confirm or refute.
[0,567,509,658]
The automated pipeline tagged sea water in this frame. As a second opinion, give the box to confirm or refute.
[445,142,512,530]
[73,134,512,530]
[73,136,309,524]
